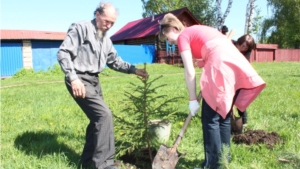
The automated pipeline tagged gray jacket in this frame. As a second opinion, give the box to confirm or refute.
[57,19,136,81]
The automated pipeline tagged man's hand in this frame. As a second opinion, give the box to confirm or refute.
[71,79,86,98]
[135,69,148,79]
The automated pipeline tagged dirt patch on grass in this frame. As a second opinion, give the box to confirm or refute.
[232,129,283,148]
[114,148,156,169]
[114,160,138,169]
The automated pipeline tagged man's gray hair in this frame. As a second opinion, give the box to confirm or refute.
[93,2,118,17]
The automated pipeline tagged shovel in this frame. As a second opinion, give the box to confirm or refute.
[231,108,243,135]
[152,93,202,169]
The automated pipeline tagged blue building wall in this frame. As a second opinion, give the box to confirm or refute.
[31,43,155,71]
[1,41,156,77]
[32,40,62,71]
[114,44,155,64]
[0,41,23,77]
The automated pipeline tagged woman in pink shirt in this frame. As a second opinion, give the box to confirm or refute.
[158,13,266,169]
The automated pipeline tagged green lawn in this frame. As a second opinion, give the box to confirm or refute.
[1,62,300,169]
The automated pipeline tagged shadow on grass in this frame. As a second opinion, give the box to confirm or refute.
[14,130,81,167]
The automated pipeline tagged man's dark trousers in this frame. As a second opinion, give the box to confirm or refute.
[65,74,115,169]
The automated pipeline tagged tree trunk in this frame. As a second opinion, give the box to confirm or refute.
[245,0,256,34]
[216,0,233,30]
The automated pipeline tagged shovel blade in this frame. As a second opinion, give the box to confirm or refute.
[152,144,183,169]
[231,116,243,135]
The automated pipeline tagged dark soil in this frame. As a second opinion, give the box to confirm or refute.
[115,148,156,169]
[232,129,283,148]
[114,160,138,169]
[115,130,283,168]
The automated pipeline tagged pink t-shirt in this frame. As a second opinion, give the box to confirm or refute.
[177,25,266,118]
[177,25,226,59]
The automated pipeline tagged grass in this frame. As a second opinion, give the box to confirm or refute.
[1,62,300,169]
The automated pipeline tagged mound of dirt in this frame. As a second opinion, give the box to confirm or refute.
[232,129,283,148]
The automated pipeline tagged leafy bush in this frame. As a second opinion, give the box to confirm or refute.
[13,68,36,78]
[13,63,64,78]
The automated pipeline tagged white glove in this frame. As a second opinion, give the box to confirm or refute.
[189,100,200,116]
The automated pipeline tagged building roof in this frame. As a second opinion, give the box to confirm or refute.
[110,7,200,42]
[1,30,66,40]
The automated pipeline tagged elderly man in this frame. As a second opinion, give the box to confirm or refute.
[57,2,148,169]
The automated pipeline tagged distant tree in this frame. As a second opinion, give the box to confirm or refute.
[141,0,217,26]
[216,0,233,31]
[248,8,263,42]
[260,0,300,48]
[244,0,256,34]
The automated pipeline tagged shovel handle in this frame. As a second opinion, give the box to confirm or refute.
[173,92,202,147]
[179,113,193,137]
[169,113,193,153]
